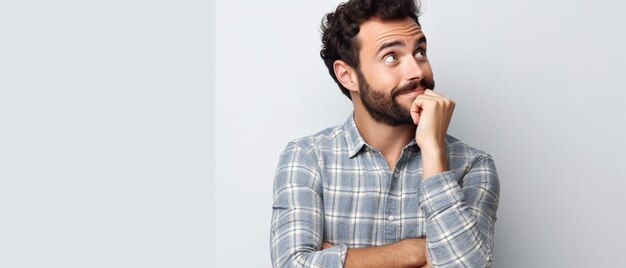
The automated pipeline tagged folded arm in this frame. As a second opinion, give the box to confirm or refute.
[270,142,346,267]
[270,142,432,268]
[327,239,430,268]
[419,152,500,267]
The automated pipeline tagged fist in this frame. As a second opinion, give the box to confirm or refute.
[410,89,455,150]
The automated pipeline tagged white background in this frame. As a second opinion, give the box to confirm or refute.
[1,0,213,267]
[2,0,626,267]
[217,0,626,267]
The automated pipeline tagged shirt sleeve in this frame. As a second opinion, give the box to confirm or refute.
[418,154,500,267]
[270,142,348,268]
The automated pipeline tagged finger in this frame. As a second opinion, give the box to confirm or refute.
[410,107,421,125]
[411,93,453,125]
[412,95,439,111]
[410,97,437,124]
[422,90,453,106]
[417,92,455,110]
[422,91,449,105]
[411,95,439,111]
[322,243,333,249]
[422,89,442,98]
[410,99,427,124]
[414,94,439,101]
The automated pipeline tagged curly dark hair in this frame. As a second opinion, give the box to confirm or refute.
[320,0,422,99]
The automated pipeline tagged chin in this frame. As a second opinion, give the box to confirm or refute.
[396,98,414,111]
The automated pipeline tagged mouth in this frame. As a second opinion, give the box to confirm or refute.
[396,88,425,99]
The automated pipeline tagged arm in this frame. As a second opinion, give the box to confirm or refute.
[411,90,500,267]
[270,142,347,267]
[343,238,428,268]
[270,142,431,268]
[419,152,500,267]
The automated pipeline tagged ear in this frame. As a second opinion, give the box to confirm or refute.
[333,60,359,93]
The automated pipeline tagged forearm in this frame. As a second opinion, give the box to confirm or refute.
[420,144,448,179]
[418,154,500,267]
[344,238,428,268]
[423,202,494,267]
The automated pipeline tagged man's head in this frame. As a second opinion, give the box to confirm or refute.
[320,0,435,126]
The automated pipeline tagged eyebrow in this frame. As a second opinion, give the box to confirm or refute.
[375,35,427,56]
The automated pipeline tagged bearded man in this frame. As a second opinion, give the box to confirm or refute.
[270,1,500,267]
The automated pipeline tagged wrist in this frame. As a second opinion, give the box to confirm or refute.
[397,239,427,267]
[416,136,445,153]
[420,147,447,179]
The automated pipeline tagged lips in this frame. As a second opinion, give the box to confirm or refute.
[399,88,425,95]
[396,88,425,99]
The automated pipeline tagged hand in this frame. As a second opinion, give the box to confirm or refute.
[418,248,432,268]
[410,89,455,151]
[322,242,333,249]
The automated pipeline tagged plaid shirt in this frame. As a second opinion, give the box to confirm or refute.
[270,115,500,267]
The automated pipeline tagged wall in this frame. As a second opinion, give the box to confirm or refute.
[216,0,626,267]
[0,1,214,267]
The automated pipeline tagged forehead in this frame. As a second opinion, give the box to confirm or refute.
[357,17,423,54]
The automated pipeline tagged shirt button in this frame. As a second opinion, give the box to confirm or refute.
[388,215,395,222]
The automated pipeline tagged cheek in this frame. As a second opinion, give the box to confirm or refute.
[360,64,401,90]
[422,62,434,78]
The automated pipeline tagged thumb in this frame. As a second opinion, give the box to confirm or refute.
[411,99,425,125]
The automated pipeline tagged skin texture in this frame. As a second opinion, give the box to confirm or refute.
[330,16,456,267]
[323,239,430,268]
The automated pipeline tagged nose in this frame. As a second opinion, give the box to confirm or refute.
[404,57,424,82]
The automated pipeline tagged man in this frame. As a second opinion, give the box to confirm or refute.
[270,0,500,267]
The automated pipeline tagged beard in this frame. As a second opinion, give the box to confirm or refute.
[357,70,435,126]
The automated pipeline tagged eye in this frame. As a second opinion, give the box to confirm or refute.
[414,49,426,59]
[383,54,397,63]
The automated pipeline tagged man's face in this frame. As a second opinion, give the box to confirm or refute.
[355,17,435,126]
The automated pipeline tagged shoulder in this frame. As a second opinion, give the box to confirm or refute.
[281,123,347,157]
[445,134,500,196]
[444,134,496,168]
[273,125,346,195]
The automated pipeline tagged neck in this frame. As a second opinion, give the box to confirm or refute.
[352,105,415,169]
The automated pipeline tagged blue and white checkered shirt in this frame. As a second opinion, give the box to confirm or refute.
[270,115,500,267]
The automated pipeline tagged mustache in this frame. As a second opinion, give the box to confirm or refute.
[391,78,435,97]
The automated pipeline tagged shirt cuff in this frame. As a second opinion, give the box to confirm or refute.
[418,170,465,216]
[322,244,348,267]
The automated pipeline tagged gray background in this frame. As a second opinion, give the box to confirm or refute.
[1,0,214,267]
[2,0,625,267]
[217,0,626,267]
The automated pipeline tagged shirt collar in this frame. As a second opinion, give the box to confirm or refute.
[343,113,419,158]
[343,114,366,158]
